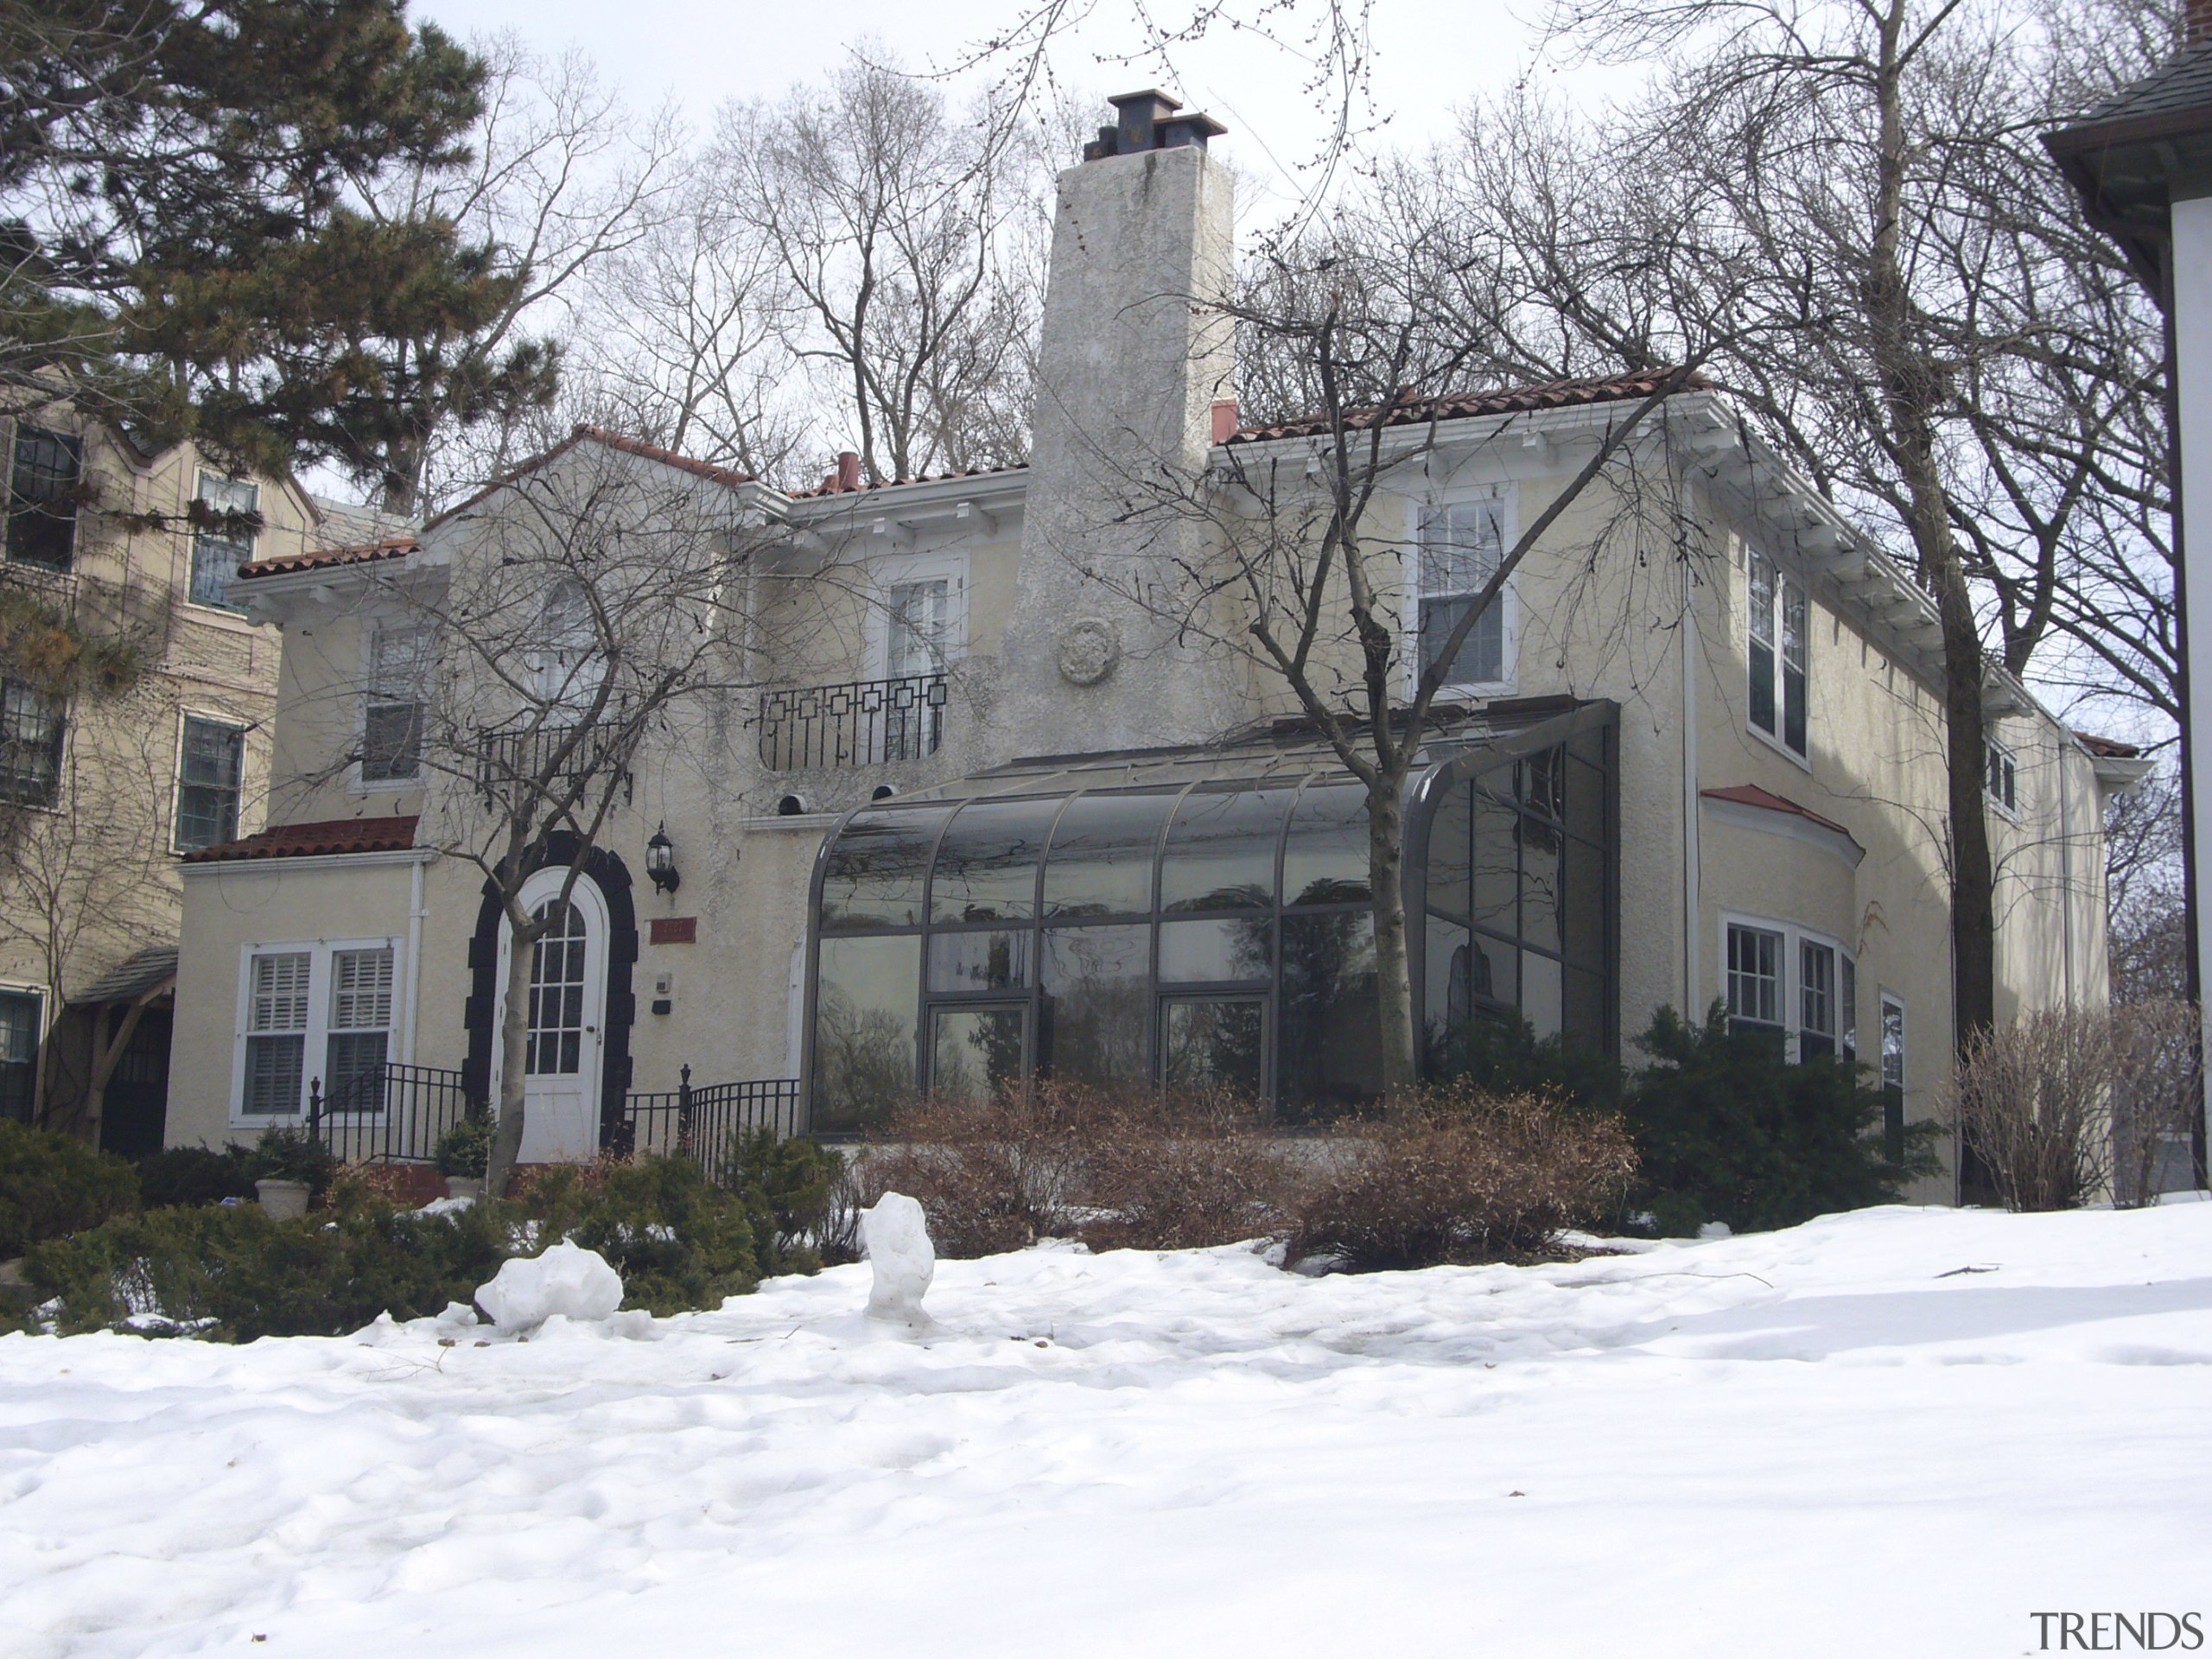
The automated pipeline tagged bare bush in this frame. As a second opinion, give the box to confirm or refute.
[2106,1000,2203,1207]
[1285,1084,1637,1271]
[838,1094,1085,1259]
[1948,1009,2115,1211]
[1057,1084,1290,1252]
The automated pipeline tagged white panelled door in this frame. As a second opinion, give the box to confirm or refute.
[493,868,610,1162]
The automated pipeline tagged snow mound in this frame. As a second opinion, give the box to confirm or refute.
[474,1239,623,1332]
[860,1192,934,1324]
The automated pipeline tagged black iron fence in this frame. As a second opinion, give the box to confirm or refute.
[476,721,632,804]
[755,673,945,771]
[617,1068,804,1183]
[307,1063,478,1165]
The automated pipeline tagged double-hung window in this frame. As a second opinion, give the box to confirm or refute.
[189,472,258,609]
[6,426,81,569]
[243,950,311,1116]
[1985,738,2018,816]
[530,577,603,711]
[1726,923,1784,1037]
[1747,550,1808,758]
[1800,938,1837,1059]
[1417,498,1509,689]
[176,716,245,851]
[0,679,65,806]
[363,624,429,783]
[886,578,950,678]
[237,941,399,1119]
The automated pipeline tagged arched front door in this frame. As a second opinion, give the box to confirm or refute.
[493,868,611,1162]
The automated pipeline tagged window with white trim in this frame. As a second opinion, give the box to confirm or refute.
[243,950,311,1115]
[0,678,65,806]
[190,471,258,608]
[529,577,604,709]
[235,940,400,1119]
[325,947,395,1103]
[1417,498,1508,688]
[1878,992,1907,1155]
[886,578,950,677]
[1800,938,1837,1059]
[1726,923,1783,1032]
[363,624,429,783]
[1985,738,2018,816]
[1748,550,1808,758]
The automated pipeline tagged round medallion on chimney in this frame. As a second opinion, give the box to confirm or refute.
[1057,618,1122,686]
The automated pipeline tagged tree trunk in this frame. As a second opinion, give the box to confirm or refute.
[482,923,537,1198]
[1938,573,1999,1049]
[1368,786,1419,1094]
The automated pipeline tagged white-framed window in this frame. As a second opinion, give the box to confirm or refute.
[527,576,605,711]
[870,550,966,681]
[0,678,66,807]
[233,939,400,1121]
[190,471,258,609]
[1726,922,1783,1031]
[175,714,245,852]
[1723,914,1855,1064]
[362,622,430,784]
[1985,737,2018,817]
[1414,493,1512,691]
[1879,994,1905,1095]
[1747,549,1808,760]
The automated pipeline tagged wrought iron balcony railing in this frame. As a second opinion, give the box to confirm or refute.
[476,721,633,804]
[755,672,946,771]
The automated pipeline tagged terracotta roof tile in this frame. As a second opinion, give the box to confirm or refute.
[1223,368,1712,447]
[423,426,753,532]
[2073,730,2145,759]
[237,537,418,579]
[1700,784,1857,844]
[786,461,1030,499]
[185,815,419,863]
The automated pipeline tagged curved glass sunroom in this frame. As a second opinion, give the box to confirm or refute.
[803,699,1617,1133]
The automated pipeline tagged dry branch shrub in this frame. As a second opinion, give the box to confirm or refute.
[841,1093,1085,1258]
[1056,1082,1289,1251]
[1948,1007,2114,1211]
[2104,1000,2200,1207]
[1285,1083,1637,1271]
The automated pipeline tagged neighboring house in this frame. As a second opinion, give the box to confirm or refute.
[167,93,2145,1200]
[2045,3,2212,1182]
[0,396,341,1152]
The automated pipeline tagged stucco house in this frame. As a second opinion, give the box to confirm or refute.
[0,394,372,1151]
[166,93,2145,1198]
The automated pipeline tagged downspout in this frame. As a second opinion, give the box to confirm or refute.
[1682,554,1702,1016]
[403,855,427,1065]
[2059,736,2075,1009]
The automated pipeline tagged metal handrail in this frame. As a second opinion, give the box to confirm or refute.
[618,1066,804,1185]
[755,673,946,770]
[305,1063,479,1165]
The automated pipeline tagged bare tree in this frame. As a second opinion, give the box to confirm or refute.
[714,53,1046,486]
[2107,764,2190,1004]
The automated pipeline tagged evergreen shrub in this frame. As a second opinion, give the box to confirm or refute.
[1626,1004,1940,1235]
[0,1122,139,1257]
[136,1145,258,1208]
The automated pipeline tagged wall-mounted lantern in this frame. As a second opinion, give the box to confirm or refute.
[645,822,681,894]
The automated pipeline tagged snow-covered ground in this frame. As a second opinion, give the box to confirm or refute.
[4,1203,2208,1658]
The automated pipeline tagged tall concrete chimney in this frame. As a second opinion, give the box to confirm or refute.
[985,92,1242,762]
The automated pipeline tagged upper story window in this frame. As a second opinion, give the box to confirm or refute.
[0,680,65,807]
[175,715,245,852]
[6,426,82,570]
[886,577,951,678]
[1747,550,1808,759]
[1985,738,2018,816]
[363,624,429,783]
[1417,498,1508,689]
[189,471,258,609]
[529,577,603,710]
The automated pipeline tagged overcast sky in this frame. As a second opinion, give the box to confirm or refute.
[409,0,1624,210]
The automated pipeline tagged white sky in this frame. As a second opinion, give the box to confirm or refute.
[410,0,1622,213]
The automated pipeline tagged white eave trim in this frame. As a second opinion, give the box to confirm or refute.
[181,847,437,878]
[1700,793,1866,871]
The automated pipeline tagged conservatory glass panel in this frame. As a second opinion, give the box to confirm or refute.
[930,1006,1026,1103]
[1039,925,1149,1085]
[820,807,953,930]
[1159,787,1290,913]
[1162,997,1266,1096]
[1521,952,1563,1039]
[1565,833,1606,968]
[930,798,1058,924]
[1281,783,1371,907]
[1423,783,1471,921]
[812,934,920,1131]
[1519,816,1563,955]
[1279,909,1381,1120]
[926,930,1030,994]
[1041,791,1170,918]
[1471,789,1518,934]
[1159,917,1271,983]
[1425,917,1471,1032]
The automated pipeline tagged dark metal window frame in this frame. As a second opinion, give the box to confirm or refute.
[806,701,1621,1131]
[0,677,67,807]
[175,714,245,853]
[6,424,82,570]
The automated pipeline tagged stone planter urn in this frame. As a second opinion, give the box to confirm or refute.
[445,1176,485,1203]
[254,1179,310,1220]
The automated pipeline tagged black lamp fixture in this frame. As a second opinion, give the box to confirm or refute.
[645,822,681,895]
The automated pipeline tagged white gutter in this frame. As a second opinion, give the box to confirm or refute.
[1681,539,1702,1015]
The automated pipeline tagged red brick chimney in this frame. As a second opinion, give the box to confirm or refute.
[836,450,861,492]
[2191,0,2212,42]
[1210,398,1240,444]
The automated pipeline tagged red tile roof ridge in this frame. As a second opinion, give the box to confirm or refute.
[1224,367,1713,445]
[185,814,419,863]
[786,461,1031,499]
[422,425,753,532]
[2071,730,2145,760]
[237,537,420,580]
[1700,783,1856,842]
